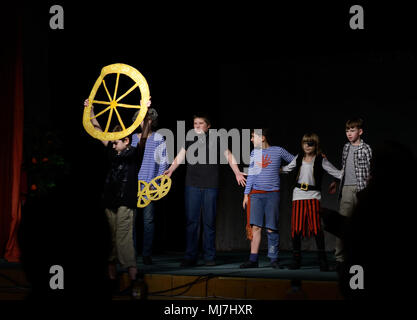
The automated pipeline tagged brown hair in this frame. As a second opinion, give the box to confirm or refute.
[251,128,272,145]
[301,133,322,156]
[346,118,364,130]
[112,125,131,145]
[193,113,211,127]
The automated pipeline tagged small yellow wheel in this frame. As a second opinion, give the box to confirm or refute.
[147,175,172,201]
[137,175,172,208]
[137,181,151,208]
[83,63,149,141]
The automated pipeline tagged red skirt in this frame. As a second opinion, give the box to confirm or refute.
[291,199,321,238]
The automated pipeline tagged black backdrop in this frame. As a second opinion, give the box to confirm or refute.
[21,2,417,258]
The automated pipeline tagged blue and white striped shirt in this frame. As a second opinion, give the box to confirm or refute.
[244,146,295,194]
[131,132,168,183]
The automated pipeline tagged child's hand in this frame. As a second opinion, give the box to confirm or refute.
[242,194,249,210]
[141,96,152,108]
[328,181,337,194]
[84,98,94,113]
[235,171,247,187]
[163,167,173,178]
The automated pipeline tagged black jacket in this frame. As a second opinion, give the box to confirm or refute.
[103,145,139,210]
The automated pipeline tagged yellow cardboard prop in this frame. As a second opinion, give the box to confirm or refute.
[137,175,172,208]
[137,180,152,208]
[83,63,150,141]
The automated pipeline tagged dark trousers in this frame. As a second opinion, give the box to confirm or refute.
[184,186,218,261]
[292,231,326,258]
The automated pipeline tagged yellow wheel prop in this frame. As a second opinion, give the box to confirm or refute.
[137,180,151,208]
[137,175,172,208]
[83,63,150,141]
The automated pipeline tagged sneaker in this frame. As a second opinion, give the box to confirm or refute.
[180,259,197,267]
[288,259,301,270]
[240,260,258,269]
[131,279,147,300]
[270,261,282,269]
[319,259,330,272]
[143,256,153,265]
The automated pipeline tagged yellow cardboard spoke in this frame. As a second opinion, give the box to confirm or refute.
[92,100,111,105]
[104,108,114,133]
[113,73,120,100]
[116,83,138,102]
[113,107,126,131]
[117,103,141,109]
[90,106,111,120]
[102,80,113,101]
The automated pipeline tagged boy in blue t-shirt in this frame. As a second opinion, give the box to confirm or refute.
[241,129,295,269]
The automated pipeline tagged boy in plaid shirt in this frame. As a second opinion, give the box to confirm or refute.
[329,118,372,268]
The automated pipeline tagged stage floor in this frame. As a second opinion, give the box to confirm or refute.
[131,250,338,282]
[0,251,341,300]
[121,251,341,300]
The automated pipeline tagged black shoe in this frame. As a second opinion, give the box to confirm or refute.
[240,260,258,269]
[319,261,329,272]
[318,252,330,272]
[180,259,197,267]
[131,279,147,300]
[288,259,301,270]
[335,261,343,272]
[143,256,153,265]
[205,260,216,266]
[270,261,282,269]
[109,279,119,295]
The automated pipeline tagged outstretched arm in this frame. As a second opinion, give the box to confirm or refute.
[84,99,109,147]
[281,155,298,173]
[322,157,343,180]
[164,147,186,178]
[224,149,247,187]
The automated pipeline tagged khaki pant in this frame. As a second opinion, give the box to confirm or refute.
[335,186,358,262]
[105,206,136,269]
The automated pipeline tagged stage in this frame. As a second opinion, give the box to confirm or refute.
[0,251,343,300]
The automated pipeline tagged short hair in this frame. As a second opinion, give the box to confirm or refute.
[132,107,159,130]
[251,128,272,145]
[112,125,131,145]
[301,132,322,155]
[193,113,211,126]
[346,118,364,130]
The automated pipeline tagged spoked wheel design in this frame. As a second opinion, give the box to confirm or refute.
[137,175,172,208]
[83,63,150,141]
[137,180,152,208]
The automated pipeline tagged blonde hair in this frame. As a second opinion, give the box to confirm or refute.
[301,133,322,156]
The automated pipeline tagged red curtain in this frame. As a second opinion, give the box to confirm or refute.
[0,7,24,262]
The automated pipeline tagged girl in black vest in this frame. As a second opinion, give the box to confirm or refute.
[282,133,342,271]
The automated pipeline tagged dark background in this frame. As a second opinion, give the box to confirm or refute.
[20,2,417,260]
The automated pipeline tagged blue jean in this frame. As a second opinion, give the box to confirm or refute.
[249,191,280,259]
[184,186,218,261]
[249,192,280,230]
[133,202,155,257]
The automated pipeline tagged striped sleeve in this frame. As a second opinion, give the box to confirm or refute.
[280,147,295,164]
[244,150,255,194]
